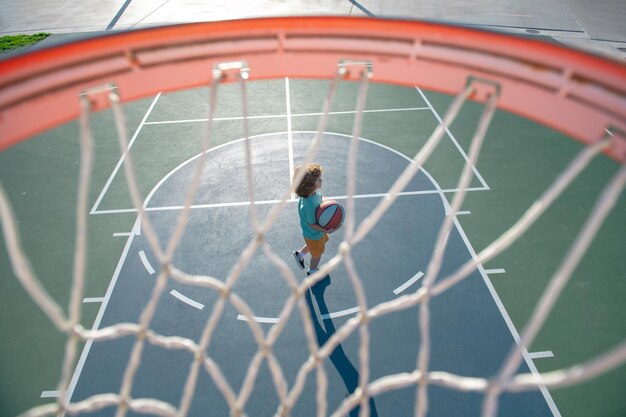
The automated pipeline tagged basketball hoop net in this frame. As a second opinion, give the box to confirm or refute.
[1,16,625,417]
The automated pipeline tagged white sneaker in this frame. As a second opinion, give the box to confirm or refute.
[292,251,305,270]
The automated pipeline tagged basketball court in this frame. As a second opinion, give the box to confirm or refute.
[1,3,625,417]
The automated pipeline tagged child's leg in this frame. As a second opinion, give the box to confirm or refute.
[305,234,328,274]
[298,244,310,256]
[309,255,321,270]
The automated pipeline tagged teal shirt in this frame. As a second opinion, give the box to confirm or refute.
[298,191,323,240]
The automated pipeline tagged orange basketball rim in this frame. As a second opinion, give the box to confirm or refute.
[0,16,625,160]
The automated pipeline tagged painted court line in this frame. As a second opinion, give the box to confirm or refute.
[144,113,286,124]
[484,268,506,274]
[40,390,61,398]
[529,351,555,359]
[286,77,295,188]
[139,250,155,275]
[92,187,489,215]
[455,210,471,215]
[170,290,204,310]
[237,314,280,324]
[451,216,561,416]
[90,93,162,215]
[393,271,425,294]
[292,107,430,118]
[65,218,141,404]
[321,306,360,320]
[142,107,431,125]
[113,232,133,237]
[415,87,490,191]
[82,297,104,303]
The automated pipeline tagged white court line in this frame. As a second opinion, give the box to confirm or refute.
[40,390,60,398]
[82,297,104,303]
[451,216,561,416]
[321,306,360,320]
[529,351,555,359]
[237,314,280,324]
[170,290,204,310]
[142,107,430,125]
[113,232,132,237]
[236,306,361,323]
[393,271,425,295]
[92,188,487,215]
[286,77,295,188]
[484,268,506,274]
[139,250,155,275]
[415,87,490,191]
[144,113,286,124]
[90,93,162,214]
[65,218,141,405]
[293,107,430,118]
[455,210,471,215]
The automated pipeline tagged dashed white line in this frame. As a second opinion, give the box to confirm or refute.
[237,314,280,324]
[321,306,360,320]
[139,250,155,275]
[170,290,204,310]
[393,271,425,295]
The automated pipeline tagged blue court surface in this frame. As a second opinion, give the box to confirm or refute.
[68,132,555,416]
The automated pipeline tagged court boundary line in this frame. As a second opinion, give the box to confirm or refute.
[65,218,141,406]
[452,215,561,417]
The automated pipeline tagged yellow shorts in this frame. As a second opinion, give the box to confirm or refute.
[304,234,329,259]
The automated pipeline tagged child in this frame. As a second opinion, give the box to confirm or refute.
[292,163,340,275]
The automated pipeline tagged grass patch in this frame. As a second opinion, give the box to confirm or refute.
[0,33,51,51]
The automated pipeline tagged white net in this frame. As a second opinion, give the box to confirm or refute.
[1,25,626,417]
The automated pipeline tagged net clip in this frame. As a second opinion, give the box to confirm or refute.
[605,127,626,162]
[79,83,119,111]
[213,61,250,82]
[466,77,501,101]
[338,60,373,80]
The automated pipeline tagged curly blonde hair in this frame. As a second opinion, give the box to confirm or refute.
[294,163,322,197]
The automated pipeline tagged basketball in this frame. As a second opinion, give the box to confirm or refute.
[316,200,344,230]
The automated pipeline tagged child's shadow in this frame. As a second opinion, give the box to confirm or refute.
[305,275,379,417]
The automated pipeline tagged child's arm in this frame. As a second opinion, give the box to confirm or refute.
[309,223,327,233]
[308,223,341,234]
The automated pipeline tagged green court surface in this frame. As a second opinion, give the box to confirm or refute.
[0,79,625,417]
